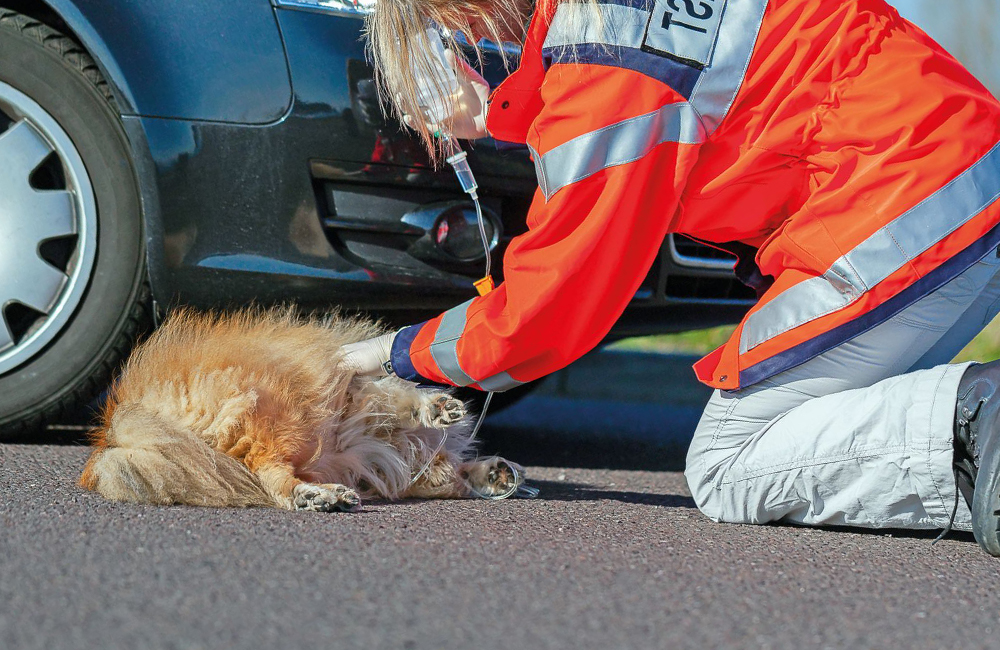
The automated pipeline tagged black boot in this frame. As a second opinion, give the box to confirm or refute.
[954,361,1000,556]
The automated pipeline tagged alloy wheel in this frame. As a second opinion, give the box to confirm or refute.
[0,80,98,374]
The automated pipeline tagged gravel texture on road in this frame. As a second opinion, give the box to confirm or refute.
[2,441,999,650]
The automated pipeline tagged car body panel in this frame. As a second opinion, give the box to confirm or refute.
[39,0,292,123]
[138,9,538,318]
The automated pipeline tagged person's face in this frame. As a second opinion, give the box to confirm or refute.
[465,0,529,44]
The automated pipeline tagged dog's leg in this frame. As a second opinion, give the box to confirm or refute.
[290,483,362,512]
[358,377,467,430]
[80,405,275,508]
[254,464,361,512]
[403,452,465,499]
[455,457,526,499]
[403,456,526,499]
[412,391,467,429]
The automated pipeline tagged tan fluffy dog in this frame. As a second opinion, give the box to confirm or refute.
[80,308,525,511]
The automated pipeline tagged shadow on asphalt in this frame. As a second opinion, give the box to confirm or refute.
[369,479,696,509]
[783,521,979,544]
[15,426,91,446]
[525,479,697,508]
[480,425,689,472]
[27,423,692,473]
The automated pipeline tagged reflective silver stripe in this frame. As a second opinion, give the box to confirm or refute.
[429,299,476,386]
[543,0,767,132]
[688,0,768,134]
[478,372,525,392]
[535,0,767,199]
[535,102,705,200]
[527,141,549,199]
[543,2,649,52]
[740,140,1000,354]
[428,301,526,390]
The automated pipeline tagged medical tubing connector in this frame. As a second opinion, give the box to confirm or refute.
[445,136,499,486]
[444,142,477,195]
[443,138,493,280]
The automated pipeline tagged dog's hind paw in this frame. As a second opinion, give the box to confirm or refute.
[293,483,361,512]
[422,394,466,429]
[458,457,524,498]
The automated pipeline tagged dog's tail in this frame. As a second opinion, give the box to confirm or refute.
[80,405,273,508]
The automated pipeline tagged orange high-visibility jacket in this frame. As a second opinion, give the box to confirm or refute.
[390,0,1000,392]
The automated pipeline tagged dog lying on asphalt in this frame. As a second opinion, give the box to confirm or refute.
[80,307,525,511]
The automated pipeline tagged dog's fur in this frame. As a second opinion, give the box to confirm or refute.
[80,307,524,511]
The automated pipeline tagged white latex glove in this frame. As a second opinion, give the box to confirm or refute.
[402,50,490,140]
[339,331,397,377]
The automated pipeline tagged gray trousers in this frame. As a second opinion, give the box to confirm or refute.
[685,250,1000,530]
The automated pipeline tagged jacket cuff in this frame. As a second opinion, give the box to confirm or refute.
[390,322,448,386]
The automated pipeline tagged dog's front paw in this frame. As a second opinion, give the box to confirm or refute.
[293,483,361,512]
[458,457,524,498]
[421,394,467,429]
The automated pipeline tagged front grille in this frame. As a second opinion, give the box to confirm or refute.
[665,274,757,301]
[663,235,756,302]
[668,234,737,269]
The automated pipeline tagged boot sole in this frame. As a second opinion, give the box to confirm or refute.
[973,431,1000,556]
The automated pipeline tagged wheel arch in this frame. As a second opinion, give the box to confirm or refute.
[0,8,160,434]
[0,0,168,320]
[0,0,138,112]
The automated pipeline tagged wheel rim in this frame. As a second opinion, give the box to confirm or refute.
[0,81,98,374]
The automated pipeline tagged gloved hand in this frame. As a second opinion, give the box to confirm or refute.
[402,50,490,141]
[339,331,397,377]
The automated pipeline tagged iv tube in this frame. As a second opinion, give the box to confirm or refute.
[405,28,513,483]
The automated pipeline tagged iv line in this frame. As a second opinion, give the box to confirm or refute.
[401,27,528,495]
[407,135,535,497]
[441,135,495,443]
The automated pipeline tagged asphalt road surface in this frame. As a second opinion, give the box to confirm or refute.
[3,352,1000,650]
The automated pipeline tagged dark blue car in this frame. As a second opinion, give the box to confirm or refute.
[0,0,752,434]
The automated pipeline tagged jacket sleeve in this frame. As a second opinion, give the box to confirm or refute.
[390,64,705,390]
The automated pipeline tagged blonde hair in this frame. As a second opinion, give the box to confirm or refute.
[364,0,607,162]
[364,0,529,162]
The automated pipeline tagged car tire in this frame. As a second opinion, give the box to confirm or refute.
[0,10,151,438]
